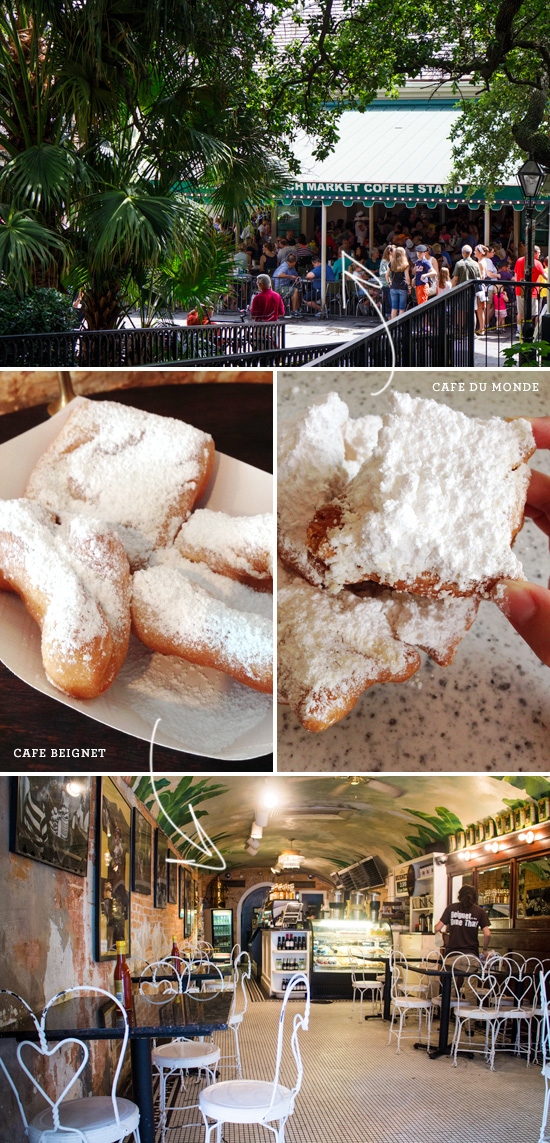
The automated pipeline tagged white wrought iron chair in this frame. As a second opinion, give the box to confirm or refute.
[388,950,432,1053]
[527,966,550,1064]
[492,970,533,1065]
[451,963,501,1069]
[351,969,382,1020]
[0,985,140,1142]
[202,944,242,995]
[199,972,310,1143]
[538,969,550,1143]
[148,958,225,1143]
[216,951,251,1078]
[442,953,483,1050]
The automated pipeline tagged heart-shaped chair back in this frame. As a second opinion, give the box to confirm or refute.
[17,1037,89,1130]
[0,985,131,1135]
[454,968,497,1011]
[186,957,225,1001]
[139,957,189,1003]
[498,973,532,1013]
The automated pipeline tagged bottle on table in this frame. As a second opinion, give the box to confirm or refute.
[114,940,132,1010]
[171,936,182,975]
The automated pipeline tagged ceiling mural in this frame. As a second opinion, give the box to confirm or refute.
[128,774,550,877]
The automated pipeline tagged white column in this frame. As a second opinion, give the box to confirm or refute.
[300,206,308,237]
[321,202,327,315]
[484,204,491,246]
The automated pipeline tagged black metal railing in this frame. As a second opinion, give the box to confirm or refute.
[472,280,548,367]
[0,321,286,367]
[307,280,477,368]
[173,342,344,367]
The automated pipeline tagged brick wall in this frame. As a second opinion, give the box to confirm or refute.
[0,776,198,1142]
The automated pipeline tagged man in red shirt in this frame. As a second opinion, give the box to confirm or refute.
[513,245,544,334]
[250,274,286,321]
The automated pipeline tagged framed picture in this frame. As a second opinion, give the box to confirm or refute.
[10,776,91,877]
[96,778,131,961]
[132,809,152,896]
[154,829,168,909]
[167,850,177,905]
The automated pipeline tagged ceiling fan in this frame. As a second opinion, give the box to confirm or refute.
[330,776,405,798]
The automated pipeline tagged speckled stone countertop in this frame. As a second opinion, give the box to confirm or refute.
[277,369,550,772]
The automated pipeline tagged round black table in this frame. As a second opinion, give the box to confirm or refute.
[0,383,273,773]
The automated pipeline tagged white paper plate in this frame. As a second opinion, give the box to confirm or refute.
[0,397,274,762]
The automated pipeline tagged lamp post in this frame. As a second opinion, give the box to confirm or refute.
[516,156,544,343]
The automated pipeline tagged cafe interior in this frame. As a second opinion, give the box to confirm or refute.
[0,772,549,1143]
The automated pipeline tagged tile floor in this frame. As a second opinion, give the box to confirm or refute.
[155,994,544,1142]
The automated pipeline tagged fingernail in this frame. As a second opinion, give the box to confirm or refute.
[496,581,538,625]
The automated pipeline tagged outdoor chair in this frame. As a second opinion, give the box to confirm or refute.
[0,985,140,1143]
[199,972,310,1143]
[324,281,343,316]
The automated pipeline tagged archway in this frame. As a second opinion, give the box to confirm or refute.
[236,881,272,950]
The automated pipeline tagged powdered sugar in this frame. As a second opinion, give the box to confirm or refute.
[176,509,273,579]
[313,391,535,595]
[0,499,132,696]
[132,562,272,684]
[277,567,419,725]
[0,500,109,656]
[278,392,381,583]
[359,585,479,665]
[25,398,214,556]
[118,635,271,752]
[149,548,273,620]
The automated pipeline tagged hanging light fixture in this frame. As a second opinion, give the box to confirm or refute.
[276,838,305,870]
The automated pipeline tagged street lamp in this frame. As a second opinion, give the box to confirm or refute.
[516,156,544,343]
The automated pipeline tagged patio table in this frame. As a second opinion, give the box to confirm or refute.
[0,987,232,1143]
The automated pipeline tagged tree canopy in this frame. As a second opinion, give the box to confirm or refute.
[268,0,550,196]
[1,0,549,315]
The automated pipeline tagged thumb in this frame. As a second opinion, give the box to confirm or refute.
[496,581,550,667]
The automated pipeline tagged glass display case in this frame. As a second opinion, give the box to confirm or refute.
[311,917,393,998]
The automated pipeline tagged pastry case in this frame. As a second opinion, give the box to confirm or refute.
[310,917,392,999]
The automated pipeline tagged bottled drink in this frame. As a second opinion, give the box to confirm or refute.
[114,941,132,1009]
[171,935,181,974]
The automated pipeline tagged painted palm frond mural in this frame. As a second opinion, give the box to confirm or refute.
[132,775,230,860]
[500,775,550,803]
[391,807,465,864]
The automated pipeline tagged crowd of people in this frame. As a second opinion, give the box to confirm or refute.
[212,206,548,330]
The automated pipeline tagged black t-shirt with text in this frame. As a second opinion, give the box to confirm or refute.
[440,901,490,953]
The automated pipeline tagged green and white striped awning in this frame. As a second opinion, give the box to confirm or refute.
[279,109,547,209]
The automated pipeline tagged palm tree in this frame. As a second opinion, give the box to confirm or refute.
[0,0,292,326]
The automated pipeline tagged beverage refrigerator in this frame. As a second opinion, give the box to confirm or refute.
[204,908,234,955]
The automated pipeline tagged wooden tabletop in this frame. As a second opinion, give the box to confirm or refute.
[0,383,273,774]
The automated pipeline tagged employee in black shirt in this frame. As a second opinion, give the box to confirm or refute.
[434,885,491,958]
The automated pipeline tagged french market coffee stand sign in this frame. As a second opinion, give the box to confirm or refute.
[280,181,543,208]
